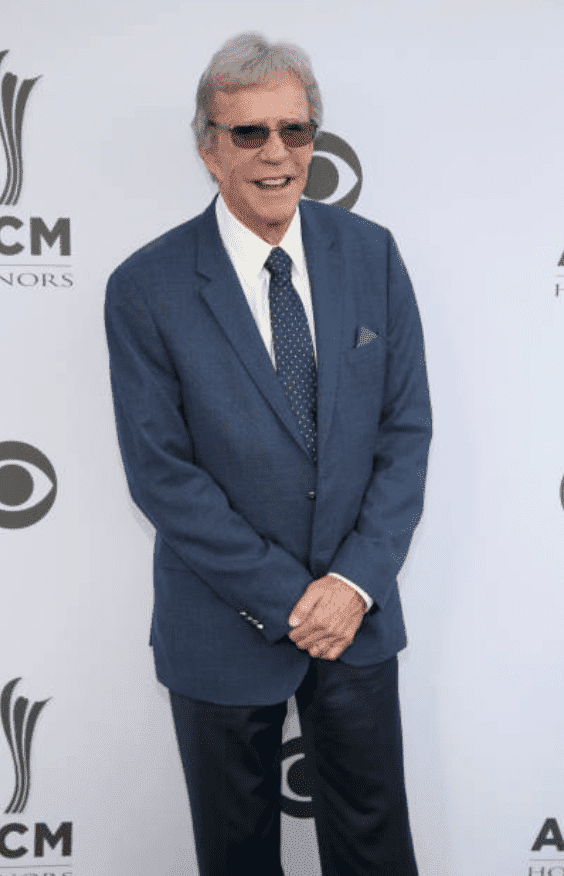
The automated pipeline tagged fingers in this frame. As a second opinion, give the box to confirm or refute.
[292,622,355,660]
[308,642,344,660]
[289,618,342,651]
[290,613,364,659]
[289,609,362,651]
[308,637,350,660]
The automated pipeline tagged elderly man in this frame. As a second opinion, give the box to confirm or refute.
[105,31,432,876]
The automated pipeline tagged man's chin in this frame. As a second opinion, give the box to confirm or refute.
[254,200,299,228]
[222,189,301,240]
[264,215,289,228]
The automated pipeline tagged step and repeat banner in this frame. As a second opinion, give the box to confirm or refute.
[1,2,563,875]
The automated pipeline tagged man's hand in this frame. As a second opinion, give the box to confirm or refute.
[288,575,366,661]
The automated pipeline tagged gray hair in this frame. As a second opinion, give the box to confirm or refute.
[191,32,323,181]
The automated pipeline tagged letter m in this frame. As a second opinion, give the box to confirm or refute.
[531,817,564,852]
[34,822,72,857]
[30,218,71,256]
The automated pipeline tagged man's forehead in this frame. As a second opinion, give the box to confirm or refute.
[211,77,309,120]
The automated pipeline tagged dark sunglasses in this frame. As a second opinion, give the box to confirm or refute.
[207,120,317,149]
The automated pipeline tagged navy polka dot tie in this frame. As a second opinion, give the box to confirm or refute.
[265,247,317,464]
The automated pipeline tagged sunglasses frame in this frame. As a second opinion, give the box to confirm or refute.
[207,120,318,150]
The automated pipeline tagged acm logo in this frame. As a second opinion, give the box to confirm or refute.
[1,679,72,864]
[0,50,72,290]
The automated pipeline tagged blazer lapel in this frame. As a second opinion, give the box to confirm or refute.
[195,197,310,457]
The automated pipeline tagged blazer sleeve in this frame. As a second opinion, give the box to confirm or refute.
[104,266,313,645]
[329,230,432,613]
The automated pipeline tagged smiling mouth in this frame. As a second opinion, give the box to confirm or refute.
[253,177,292,189]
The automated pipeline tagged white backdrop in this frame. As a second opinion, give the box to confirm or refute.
[1,2,564,875]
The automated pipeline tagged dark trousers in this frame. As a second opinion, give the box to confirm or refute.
[169,655,418,876]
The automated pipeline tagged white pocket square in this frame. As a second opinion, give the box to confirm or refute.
[356,326,378,348]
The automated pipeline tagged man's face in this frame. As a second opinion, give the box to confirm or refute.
[198,75,315,245]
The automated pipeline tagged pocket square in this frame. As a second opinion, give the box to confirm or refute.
[356,326,378,348]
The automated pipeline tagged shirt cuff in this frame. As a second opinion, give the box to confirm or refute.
[328,573,374,613]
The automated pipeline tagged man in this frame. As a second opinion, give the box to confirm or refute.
[105,32,432,876]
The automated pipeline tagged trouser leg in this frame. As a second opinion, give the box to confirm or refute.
[294,655,419,876]
[169,691,287,876]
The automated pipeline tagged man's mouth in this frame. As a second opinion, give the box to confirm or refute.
[253,177,292,189]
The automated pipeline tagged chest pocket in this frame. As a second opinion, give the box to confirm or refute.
[340,334,386,399]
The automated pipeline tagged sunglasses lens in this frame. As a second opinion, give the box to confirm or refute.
[231,123,315,149]
[232,126,269,148]
[280,123,315,147]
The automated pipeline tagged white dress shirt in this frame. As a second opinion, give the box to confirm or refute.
[215,193,373,614]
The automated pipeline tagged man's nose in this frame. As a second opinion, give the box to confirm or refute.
[260,130,290,158]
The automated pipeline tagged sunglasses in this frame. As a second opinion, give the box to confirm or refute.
[207,120,317,150]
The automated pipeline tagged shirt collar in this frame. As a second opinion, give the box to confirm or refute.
[215,192,307,283]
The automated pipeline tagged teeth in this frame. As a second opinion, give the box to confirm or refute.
[256,177,289,186]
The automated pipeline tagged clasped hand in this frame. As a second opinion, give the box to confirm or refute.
[287,575,366,661]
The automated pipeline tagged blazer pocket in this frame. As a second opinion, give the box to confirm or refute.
[342,333,386,398]
[346,335,383,358]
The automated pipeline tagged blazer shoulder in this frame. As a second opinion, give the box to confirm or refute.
[109,204,211,283]
[301,198,391,244]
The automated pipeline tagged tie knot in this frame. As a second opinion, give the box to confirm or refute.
[264,247,292,280]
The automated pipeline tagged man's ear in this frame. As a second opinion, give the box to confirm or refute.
[198,143,221,185]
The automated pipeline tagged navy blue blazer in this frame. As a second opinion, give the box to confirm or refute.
[104,195,432,706]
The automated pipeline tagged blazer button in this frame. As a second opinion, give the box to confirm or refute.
[307,490,316,500]
[256,624,264,630]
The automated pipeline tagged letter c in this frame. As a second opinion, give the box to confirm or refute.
[0,217,24,256]
[0,822,28,858]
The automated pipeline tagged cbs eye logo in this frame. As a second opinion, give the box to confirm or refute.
[0,441,57,529]
[304,131,362,211]
[280,735,315,819]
